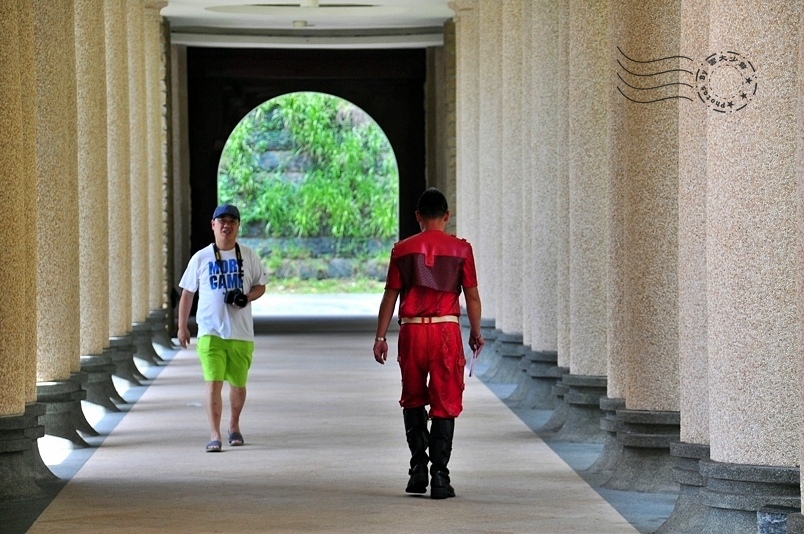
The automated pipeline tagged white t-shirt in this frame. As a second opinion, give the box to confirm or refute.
[179,243,268,341]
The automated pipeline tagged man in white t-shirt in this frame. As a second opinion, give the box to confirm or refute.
[178,204,268,452]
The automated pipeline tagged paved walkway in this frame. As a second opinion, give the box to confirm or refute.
[4,295,676,532]
[25,320,641,533]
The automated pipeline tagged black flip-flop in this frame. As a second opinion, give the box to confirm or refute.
[228,431,244,446]
[206,440,222,452]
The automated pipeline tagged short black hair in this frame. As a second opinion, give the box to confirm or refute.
[416,187,448,218]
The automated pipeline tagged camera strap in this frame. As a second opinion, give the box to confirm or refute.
[212,243,244,289]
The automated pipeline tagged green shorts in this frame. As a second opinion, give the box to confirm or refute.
[196,335,254,387]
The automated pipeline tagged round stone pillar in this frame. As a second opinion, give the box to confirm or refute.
[701,2,801,531]
[498,0,524,339]
[128,1,150,330]
[553,0,611,443]
[32,0,90,447]
[605,0,681,491]
[76,0,122,414]
[555,0,571,376]
[0,0,55,500]
[518,0,561,410]
[477,0,502,326]
[144,2,173,351]
[105,0,137,374]
[657,1,710,531]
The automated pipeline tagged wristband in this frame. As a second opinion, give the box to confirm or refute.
[375,336,386,342]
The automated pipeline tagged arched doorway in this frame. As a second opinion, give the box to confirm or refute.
[186,47,426,255]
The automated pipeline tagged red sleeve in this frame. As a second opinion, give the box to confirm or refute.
[461,243,478,289]
[385,246,402,290]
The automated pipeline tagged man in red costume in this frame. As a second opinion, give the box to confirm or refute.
[373,187,485,499]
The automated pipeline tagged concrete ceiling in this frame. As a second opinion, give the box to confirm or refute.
[162,0,455,49]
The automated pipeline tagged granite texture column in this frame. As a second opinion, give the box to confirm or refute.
[700,2,801,531]
[477,0,501,320]
[656,0,710,531]
[795,4,804,533]
[451,0,479,248]
[144,2,173,353]
[554,0,571,410]
[474,0,502,367]
[519,0,562,411]
[105,0,138,386]
[498,0,524,340]
[32,0,91,449]
[604,0,681,493]
[76,0,121,416]
[0,0,56,501]
[128,1,161,370]
[546,0,611,444]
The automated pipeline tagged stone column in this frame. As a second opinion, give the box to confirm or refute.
[74,0,122,416]
[128,1,161,370]
[475,0,502,360]
[656,1,710,532]
[699,2,801,531]
[554,0,571,390]
[452,1,496,363]
[604,0,681,493]
[0,0,54,501]
[546,0,610,444]
[32,0,91,449]
[160,19,178,341]
[105,0,142,387]
[144,2,174,351]
[793,6,804,534]
[515,0,562,411]
[452,0,479,250]
[138,1,171,361]
[488,0,526,383]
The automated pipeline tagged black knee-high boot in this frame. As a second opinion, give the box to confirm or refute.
[429,417,455,499]
[403,407,429,494]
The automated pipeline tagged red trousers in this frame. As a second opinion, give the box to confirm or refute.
[397,322,466,418]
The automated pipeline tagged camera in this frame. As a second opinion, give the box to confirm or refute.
[224,288,249,308]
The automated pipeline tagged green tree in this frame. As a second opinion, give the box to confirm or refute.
[217,92,399,240]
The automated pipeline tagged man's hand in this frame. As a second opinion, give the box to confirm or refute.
[468,333,485,355]
[373,339,388,364]
[178,326,191,349]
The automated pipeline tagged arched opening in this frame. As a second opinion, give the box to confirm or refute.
[216,92,399,294]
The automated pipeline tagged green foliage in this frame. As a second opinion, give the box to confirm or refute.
[218,92,399,240]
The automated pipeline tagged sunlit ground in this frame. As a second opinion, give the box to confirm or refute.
[37,292,387,469]
[38,350,164,469]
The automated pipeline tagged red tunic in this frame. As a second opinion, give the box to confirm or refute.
[385,229,478,318]
[385,229,479,418]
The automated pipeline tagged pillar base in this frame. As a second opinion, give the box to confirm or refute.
[549,374,607,443]
[582,397,625,485]
[132,321,164,366]
[521,351,561,410]
[109,334,147,385]
[601,409,680,493]
[504,350,559,409]
[538,369,570,433]
[480,332,525,383]
[81,353,124,411]
[36,377,92,447]
[0,403,57,500]
[699,459,799,534]
[148,309,176,349]
[655,442,710,533]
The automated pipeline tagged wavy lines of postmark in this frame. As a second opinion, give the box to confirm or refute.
[615,46,696,104]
